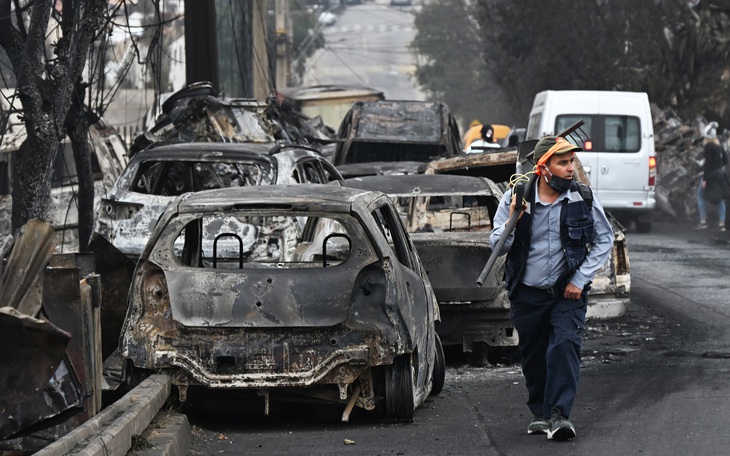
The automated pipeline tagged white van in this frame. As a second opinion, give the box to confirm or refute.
[526,90,657,232]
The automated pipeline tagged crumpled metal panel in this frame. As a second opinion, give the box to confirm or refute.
[355,101,445,143]
[0,309,71,416]
[88,234,136,360]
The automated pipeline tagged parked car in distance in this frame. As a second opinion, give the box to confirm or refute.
[94,142,342,261]
[120,184,445,423]
[345,174,515,365]
[318,11,337,26]
[333,100,463,177]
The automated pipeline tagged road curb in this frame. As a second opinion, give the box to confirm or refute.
[132,412,191,456]
[35,374,171,456]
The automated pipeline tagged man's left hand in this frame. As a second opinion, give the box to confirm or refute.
[564,283,582,300]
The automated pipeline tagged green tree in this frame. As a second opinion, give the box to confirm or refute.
[471,0,730,123]
[414,0,730,125]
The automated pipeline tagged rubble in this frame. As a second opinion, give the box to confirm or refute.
[0,220,104,449]
[652,104,724,221]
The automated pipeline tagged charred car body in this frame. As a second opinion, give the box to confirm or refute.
[332,100,462,178]
[345,174,516,364]
[132,82,334,155]
[95,142,342,261]
[120,184,445,423]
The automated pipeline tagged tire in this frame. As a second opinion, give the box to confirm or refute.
[431,334,446,396]
[385,354,415,423]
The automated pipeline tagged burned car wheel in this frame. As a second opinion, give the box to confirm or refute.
[385,354,416,423]
[432,334,446,396]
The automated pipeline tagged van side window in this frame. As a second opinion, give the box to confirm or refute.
[555,115,640,153]
[604,116,640,152]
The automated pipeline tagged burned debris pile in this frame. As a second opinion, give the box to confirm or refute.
[652,104,722,221]
[129,82,334,156]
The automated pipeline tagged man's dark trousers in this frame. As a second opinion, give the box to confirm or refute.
[509,282,587,419]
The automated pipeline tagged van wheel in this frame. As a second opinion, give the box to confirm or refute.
[636,221,652,233]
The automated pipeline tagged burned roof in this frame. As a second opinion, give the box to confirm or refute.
[354,100,449,143]
[344,174,500,197]
[138,141,275,159]
[172,184,374,214]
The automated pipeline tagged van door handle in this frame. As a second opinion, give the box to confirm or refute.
[601,165,609,175]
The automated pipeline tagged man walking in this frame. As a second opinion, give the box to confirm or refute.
[489,135,614,440]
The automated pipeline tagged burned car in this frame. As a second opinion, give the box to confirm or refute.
[120,184,445,423]
[332,100,462,178]
[345,174,516,364]
[95,142,342,261]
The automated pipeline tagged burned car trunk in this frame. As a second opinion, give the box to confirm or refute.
[345,174,517,364]
[120,184,443,423]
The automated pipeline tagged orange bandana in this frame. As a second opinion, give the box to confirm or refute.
[535,137,575,175]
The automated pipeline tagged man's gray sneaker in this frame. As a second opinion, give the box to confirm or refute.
[527,416,548,435]
[547,411,576,440]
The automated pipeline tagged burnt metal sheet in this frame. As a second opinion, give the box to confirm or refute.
[426,149,521,184]
[0,355,84,443]
[355,101,445,143]
[345,174,500,197]
[0,308,71,410]
[0,252,93,443]
[0,220,57,316]
[88,234,136,360]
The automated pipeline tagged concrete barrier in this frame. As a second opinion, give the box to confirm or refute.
[36,374,171,456]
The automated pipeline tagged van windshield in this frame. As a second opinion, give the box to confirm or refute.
[556,115,641,153]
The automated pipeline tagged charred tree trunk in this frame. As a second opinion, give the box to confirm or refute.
[0,0,107,234]
[66,83,94,252]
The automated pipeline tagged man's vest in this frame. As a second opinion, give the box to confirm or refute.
[504,180,594,294]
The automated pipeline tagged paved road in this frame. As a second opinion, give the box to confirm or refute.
[302,2,424,101]
[187,220,730,455]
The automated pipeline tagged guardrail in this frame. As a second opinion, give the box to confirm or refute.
[35,374,187,456]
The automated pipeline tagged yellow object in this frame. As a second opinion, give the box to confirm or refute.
[463,124,511,149]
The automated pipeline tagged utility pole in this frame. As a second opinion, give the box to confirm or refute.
[251,0,272,99]
[274,0,292,89]
[184,0,219,88]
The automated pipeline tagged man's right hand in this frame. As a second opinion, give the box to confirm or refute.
[509,193,527,221]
